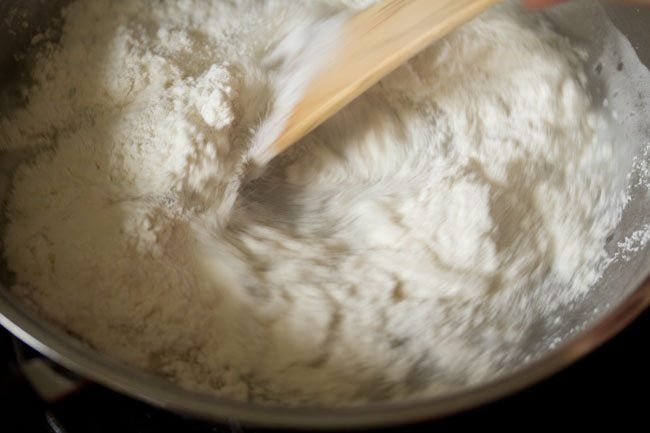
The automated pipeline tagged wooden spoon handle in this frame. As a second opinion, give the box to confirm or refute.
[255,0,500,166]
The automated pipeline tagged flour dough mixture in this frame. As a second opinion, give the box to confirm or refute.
[1,0,623,404]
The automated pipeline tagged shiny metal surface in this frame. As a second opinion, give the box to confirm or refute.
[0,0,648,429]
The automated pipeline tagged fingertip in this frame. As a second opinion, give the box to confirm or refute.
[523,0,569,10]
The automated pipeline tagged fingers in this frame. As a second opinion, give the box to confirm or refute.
[524,0,650,8]
[523,0,569,9]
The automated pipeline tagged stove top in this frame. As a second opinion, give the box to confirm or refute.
[1,311,648,432]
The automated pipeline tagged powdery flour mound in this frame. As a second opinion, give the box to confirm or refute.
[1,0,623,404]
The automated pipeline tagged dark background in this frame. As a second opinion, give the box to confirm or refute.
[1,310,648,433]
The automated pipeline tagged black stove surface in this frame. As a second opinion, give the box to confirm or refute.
[1,311,648,433]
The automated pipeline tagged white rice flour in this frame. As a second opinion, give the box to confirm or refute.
[0,0,624,404]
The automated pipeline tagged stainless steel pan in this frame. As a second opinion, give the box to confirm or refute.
[0,0,648,429]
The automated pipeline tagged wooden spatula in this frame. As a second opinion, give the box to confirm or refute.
[249,0,500,168]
